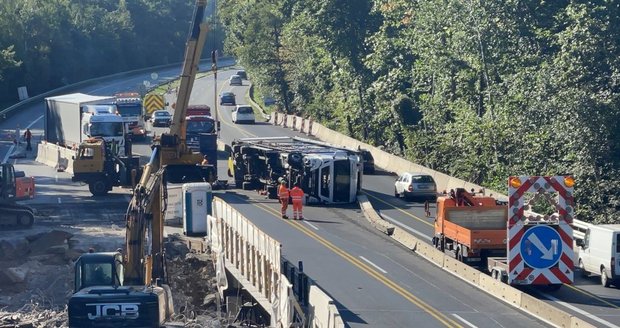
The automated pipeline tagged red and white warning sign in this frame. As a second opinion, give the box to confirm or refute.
[507,176,575,285]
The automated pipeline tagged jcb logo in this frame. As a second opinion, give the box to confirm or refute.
[86,302,139,320]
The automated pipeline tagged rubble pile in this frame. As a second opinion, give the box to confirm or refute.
[165,235,231,327]
[0,225,125,328]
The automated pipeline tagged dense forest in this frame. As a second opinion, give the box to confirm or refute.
[0,0,223,103]
[219,0,620,223]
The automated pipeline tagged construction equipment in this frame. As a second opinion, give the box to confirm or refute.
[230,136,362,204]
[72,138,142,196]
[115,92,147,140]
[68,1,212,326]
[0,163,35,229]
[433,176,575,289]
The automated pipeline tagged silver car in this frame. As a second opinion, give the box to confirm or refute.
[394,172,437,201]
[229,74,242,86]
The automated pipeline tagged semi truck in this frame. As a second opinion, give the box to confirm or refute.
[434,176,575,289]
[45,93,128,155]
[229,136,362,204]
[115,92,146,140]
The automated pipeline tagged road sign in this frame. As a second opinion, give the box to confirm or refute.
[520,225,562,269]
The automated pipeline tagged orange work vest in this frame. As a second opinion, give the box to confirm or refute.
[290,187,304,202]
[278,185,290,199]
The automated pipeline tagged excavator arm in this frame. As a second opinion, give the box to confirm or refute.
[124,0,209,290]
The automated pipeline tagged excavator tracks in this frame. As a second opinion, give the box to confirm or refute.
[0,203,35,229]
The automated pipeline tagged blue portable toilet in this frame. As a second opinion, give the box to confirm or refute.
[182,182,212,237]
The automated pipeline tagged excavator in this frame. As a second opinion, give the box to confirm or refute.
[0,162,35,229]
[67,1,215,326]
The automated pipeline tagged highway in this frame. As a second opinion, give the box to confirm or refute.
[0,63,612,327]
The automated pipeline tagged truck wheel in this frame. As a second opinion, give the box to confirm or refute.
[602,267,611,287]
[235,180,243,189]
[17,213,34,228]
[89,180,109,196]
[578,259,588,278]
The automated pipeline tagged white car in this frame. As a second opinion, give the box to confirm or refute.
[229,74,242,86]
[232,105,255,124]
[394,172,437,201]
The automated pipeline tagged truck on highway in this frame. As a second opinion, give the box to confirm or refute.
[143,93,166,118]
[575,223,620,287]
[115,92,146,140]
[45,93,128,155]
[433,176,575,289]
[229,136,362,204]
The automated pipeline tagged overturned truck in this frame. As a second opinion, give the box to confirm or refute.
[230,137,362,204]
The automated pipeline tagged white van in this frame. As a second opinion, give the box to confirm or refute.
[577,224,620,287]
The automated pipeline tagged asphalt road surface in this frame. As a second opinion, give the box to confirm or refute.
[3,62,613,327]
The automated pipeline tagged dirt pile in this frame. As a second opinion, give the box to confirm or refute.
[0,224,125,328]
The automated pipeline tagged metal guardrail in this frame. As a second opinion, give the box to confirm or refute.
[0,57,235,123]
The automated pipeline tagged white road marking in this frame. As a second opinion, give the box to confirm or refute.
[304,221,319,230]
[379,212,433,242]
[359,256,387,274]
[540,292,620,328]
[452,314,478,328]
[3,115,44,163]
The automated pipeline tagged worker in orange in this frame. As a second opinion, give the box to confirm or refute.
[278,179,290,219]
[290,182,305,220]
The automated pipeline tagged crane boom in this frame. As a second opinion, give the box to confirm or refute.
[171,0,209,142]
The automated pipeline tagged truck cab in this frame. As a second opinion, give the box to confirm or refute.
[115,93,146,140]
[81,105,127,156]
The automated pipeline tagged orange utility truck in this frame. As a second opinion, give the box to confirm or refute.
[432,188,507,265]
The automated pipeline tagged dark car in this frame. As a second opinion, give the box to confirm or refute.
[150,110,172,127]
[220,91,236,105]
[360,149,375,174]
[236,70,248,79]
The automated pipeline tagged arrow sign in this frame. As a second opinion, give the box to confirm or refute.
[527,233,556,260]
[520,225,563,269]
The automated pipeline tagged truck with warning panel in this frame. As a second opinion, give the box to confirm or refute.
[433,176,575,289]
[229,136,362,204]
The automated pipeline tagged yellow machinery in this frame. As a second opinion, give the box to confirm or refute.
[68,1,211,326]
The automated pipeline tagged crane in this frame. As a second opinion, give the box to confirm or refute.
[67,1,213,326]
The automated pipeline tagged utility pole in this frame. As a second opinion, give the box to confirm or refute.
[212,50,219,137]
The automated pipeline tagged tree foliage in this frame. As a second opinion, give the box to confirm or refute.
[0,0,224,102]
[219,0,620,223]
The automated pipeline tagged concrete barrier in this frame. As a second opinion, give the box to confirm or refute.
[308,285,345,328]
[571,317,597,328]
[35,142,76,173]
[414,240,445,267]
[390,227,419,250]
[478,274,522,307]
[520,293,573,328]
[443,256,479,286]
[357,195,394,235]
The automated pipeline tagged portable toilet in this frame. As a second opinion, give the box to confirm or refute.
[182,182,212,236]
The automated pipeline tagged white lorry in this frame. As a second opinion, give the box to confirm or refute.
[576,223,620,287]
[45,93,127,155]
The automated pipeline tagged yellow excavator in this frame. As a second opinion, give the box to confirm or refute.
[67,1,214,326]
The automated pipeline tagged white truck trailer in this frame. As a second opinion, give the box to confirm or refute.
[45,93,127,155]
